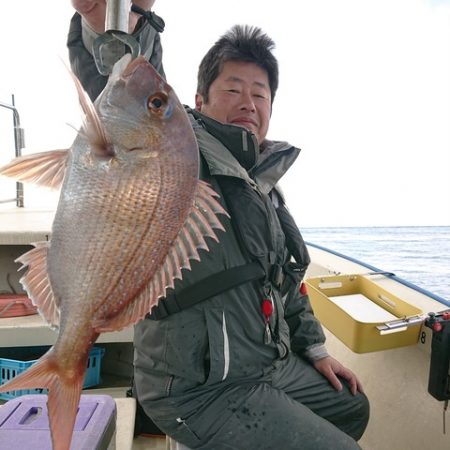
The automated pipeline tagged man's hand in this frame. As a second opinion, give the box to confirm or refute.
[313,356,364,395]
[71,0,156,33]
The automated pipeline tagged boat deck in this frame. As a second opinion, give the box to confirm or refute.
[1,209,450,449]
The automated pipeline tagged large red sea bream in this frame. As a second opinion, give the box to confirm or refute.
[0,55,227,450]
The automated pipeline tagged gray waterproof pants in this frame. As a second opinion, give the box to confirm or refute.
[146,353,369,450]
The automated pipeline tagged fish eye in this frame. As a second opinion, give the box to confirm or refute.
[148,92,168,112]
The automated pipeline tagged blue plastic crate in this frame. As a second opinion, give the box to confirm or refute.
[0,346,105,400]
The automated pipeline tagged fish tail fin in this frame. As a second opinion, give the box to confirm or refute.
[0,352,84,450]
[0,352,55,394]
[47,377,84,450]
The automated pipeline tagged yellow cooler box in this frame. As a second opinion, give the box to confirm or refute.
[306,274,423,353]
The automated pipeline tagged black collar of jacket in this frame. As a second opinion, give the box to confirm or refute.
[189,109,259,171]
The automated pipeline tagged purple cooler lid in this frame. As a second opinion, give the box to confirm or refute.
[0,394,116,449]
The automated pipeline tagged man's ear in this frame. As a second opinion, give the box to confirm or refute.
[195,93,204,112]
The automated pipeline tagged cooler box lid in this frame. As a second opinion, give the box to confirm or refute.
[0,394,116,449]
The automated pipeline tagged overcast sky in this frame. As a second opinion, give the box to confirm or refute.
[0,0,449,227]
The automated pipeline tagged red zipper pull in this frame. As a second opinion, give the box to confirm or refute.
[262,298,274,323]
[262,296,274,345]
[300,282,308,296]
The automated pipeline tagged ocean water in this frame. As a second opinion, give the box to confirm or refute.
[301,226,450,302]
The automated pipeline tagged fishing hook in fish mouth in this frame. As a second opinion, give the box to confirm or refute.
[92,2,165,76]
[93,32,141,76]
[92,0,141,76]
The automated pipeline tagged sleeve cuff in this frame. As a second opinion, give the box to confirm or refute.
[303,343,329,362]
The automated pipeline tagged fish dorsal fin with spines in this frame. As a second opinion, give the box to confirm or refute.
[0,65,113,189]
[69,65,113,158]
[93,180,228,332]
[0,150,69,189]
[15,241,60,329]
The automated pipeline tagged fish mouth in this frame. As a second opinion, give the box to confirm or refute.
[122,56,148,77]
[120,56,167,100]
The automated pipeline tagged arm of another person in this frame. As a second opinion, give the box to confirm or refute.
[68,0,165,100]
[283,273,364,395]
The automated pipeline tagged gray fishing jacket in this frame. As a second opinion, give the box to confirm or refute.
[133,111,327,403]
[67,11,327,404]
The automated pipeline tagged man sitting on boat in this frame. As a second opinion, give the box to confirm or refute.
[67,1,370,448]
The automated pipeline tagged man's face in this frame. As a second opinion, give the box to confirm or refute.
[195,60,272,144]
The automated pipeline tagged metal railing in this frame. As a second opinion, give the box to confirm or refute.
[0,95,24,207]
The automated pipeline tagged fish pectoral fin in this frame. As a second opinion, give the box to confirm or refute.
[0,149,69,189]
[94,180,229,332]
[16,242,60,328]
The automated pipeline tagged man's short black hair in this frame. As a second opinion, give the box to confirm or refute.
[197,25,279,105]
